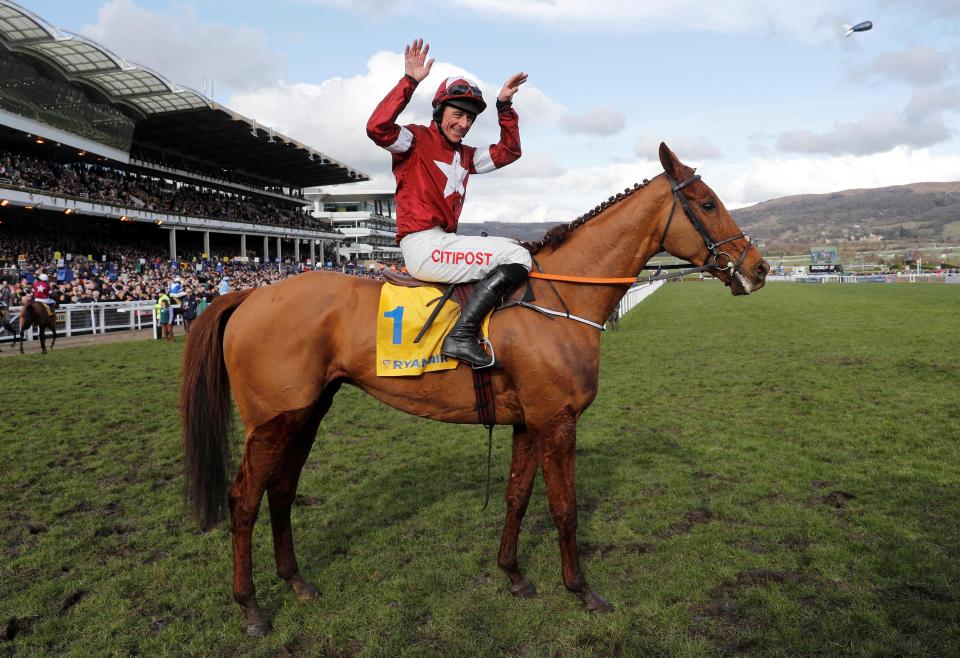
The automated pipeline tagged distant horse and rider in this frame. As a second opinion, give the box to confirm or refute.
[13,300,58,354]
[0,302,18,351]
[181,143,769,635]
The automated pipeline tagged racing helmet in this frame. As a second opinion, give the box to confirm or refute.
[432,77,486,116]
[39,274,48,282]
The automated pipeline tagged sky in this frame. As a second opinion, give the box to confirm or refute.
[20,0,960,222]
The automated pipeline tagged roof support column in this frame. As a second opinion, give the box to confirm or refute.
[240,234,247,259]
[168,228,177,263]
[294,239,300,267]
[310,240,317,268]
[276,237,282,269]
[203,230,210,259]
[263,236,269,265]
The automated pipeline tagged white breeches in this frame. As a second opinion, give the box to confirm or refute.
[399,227,532,284]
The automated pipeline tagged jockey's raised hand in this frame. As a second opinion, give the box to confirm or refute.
[404,39,433,82]
[498,72,528,103]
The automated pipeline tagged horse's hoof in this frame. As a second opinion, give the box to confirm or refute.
[245,621,272,637]
[289,579,319,602]
[581,591,613,613]
[508,579,537,598]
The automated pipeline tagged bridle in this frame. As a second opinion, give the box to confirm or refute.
[518,170,757,329]
[653,173,753,285]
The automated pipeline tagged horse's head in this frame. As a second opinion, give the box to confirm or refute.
[658,143,768,295]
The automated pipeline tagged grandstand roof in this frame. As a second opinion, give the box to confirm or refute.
[305,190,396,203]
[0,0,367,189]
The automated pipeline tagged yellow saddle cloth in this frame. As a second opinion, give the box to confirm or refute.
[376,283,490,377]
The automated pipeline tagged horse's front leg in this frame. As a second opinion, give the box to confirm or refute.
[497,423,539,598]
[538,409,612,612]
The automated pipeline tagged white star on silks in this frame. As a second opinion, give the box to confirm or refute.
[434,151,469,198]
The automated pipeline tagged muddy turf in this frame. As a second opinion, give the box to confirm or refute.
[2,281,959,656]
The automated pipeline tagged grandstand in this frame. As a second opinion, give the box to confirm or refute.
[0,0,369,274]
[305,190,400,263]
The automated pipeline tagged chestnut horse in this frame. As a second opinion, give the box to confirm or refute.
[181,143,769,635]
[17,301,58,354]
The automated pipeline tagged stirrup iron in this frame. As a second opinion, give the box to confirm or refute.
[472,337,497,370]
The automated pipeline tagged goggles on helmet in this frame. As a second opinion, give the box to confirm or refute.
[446,82,482,98]
[432,77,487,114]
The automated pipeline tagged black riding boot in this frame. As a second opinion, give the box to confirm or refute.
[441,264,528,367]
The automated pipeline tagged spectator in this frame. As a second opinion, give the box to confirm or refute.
[181,289,197,333]
[158,298,173,342]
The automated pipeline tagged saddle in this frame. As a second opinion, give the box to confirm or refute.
[381,269,533,342]
[383,269,532,300]
[382,270,429,288]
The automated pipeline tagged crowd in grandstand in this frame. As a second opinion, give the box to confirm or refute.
[0,149,334,231]
[0,230,384,309]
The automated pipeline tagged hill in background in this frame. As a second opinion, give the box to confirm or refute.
[460,182,960,244]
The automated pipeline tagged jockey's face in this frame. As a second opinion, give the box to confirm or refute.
[440,106,475,143]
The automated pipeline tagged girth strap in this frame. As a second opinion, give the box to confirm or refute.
[452,285,496,510]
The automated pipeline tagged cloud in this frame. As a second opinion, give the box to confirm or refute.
[560,107,626,136]
[634,135,722,161]
[226,50,564,179]
[80,0,285,95]
[724,147,960,205]
[463,159,659,223]
[463,147,960,221]
[905,84,960,119]
[852,46,952,86]
[775,106,955,156]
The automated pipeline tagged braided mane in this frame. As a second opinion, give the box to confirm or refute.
[521,176,658,255]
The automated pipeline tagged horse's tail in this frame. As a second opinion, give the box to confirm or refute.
[180,289,255,529]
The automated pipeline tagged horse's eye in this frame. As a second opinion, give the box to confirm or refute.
[701,201,716,211]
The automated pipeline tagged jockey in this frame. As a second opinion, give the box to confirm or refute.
[168,276,185,298]
[367,38,532,367]
[33,273,56,309]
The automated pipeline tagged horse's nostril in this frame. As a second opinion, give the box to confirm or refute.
[757,261,770,279]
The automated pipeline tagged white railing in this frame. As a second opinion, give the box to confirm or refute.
[768,273,960,284]
[618,280,665,316]
[1,301,157,344]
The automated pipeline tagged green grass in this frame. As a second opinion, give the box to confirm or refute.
[944,220,960,240]
[2,282,959,656]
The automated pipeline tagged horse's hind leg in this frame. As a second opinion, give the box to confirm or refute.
[49,323,56,350]
[497,423,540,598]
[267,382,341,602]
[229,410,312,636]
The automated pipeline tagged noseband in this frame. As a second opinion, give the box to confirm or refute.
[655,173,752,284]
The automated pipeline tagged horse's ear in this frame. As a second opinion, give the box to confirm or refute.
[659,142,695,181]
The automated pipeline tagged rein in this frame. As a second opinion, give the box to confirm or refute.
[521,172,754,329]
[528,272,636,285]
